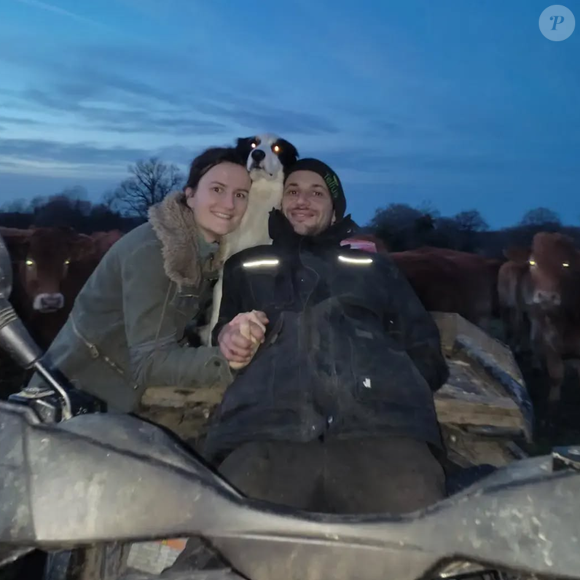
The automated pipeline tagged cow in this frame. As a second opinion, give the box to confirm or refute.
[343,236,501,331]
[497,250,530,352]
[0,226,123,350]
[62,229,124,305]
[90,229,124,258]
[390,247,501,331]
[498,232,580,424]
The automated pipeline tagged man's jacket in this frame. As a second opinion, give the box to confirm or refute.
[204,210,449,461]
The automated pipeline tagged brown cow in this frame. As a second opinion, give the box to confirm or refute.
[90,229,124,258]
[497,250,530,352]
[61,229,124,307]
[499,232,580,423]
[391,248,501,331]
[343,236,501,331]
[0,226,95,348]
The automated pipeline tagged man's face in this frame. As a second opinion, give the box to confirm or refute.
[282,170,335,236]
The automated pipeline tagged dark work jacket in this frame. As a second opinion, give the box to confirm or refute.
[203,211,449,461]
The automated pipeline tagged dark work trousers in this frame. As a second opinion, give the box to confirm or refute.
[165,436,446,573]
[218,436,445,513]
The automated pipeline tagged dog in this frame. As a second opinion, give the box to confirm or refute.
[201,133,299,345]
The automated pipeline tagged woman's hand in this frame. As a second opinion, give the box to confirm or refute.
[218,311,268,369]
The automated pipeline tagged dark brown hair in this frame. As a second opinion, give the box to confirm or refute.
[185,146,248,191]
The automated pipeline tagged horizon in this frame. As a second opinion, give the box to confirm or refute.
[0,0,578,230]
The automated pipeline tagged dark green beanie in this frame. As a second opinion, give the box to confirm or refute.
[284,158,346,220]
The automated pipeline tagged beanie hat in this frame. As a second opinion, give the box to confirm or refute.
[284,158,346,220]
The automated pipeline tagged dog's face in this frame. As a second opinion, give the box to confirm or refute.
[236,134,299,182]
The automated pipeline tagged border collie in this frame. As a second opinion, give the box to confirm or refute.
[202,133,299,344]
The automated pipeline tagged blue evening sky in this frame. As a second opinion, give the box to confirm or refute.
[0,0,578,228]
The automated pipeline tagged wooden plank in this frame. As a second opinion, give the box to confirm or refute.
[441,425,525,467]
[432,312,526,387]
[434,385,524,428]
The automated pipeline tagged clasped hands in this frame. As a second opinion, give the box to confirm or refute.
[218,310,269,369]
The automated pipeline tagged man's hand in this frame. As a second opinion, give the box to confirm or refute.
[218,311,268,369]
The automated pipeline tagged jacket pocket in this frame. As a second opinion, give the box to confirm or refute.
[349,329,418,407]
[172,287,201,338]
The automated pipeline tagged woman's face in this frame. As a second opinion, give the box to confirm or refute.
[186,162,251,242]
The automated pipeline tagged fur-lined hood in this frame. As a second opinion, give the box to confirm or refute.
[148,190,215,287]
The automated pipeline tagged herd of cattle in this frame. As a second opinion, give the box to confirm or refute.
[0,225,578,424]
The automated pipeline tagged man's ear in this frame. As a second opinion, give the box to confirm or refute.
[331,211,337,225]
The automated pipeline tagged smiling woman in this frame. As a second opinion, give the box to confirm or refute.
[185,159,250,242]
[25,146,251,413]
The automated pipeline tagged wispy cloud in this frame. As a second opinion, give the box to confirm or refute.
[0,114,44,126]
[0,138,159,166]
[15,0,110,30]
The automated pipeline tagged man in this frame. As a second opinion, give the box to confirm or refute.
[207,158,449,514]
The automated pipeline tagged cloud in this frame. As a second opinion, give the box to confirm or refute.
[14,0,110,30]
[207,106,337,136]
[0,138,213,182]
[13,76,338,137]
[1,34,340,138]
[325,149,511,173]
[14,90,229,134]
[0,114,44,126]
[0,138,154,166]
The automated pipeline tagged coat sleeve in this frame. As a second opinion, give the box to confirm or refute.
[121,241,233,390]
[211,257,245,345]
[377,255,449,392]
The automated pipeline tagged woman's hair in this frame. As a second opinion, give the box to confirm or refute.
[185,146,248,191]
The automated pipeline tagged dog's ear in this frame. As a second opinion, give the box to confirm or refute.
[277,139,299,166]
[235,137,255,156]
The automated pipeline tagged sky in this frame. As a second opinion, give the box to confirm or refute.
[0,0,578,229]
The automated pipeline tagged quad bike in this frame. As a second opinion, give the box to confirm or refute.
[0,232,578,580]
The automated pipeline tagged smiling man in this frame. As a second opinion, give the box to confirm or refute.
[281,159,343,236]
[205,157,449,516]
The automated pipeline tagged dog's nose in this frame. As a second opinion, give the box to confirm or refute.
[251,149,266,162]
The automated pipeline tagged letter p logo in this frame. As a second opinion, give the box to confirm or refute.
[551,14,565,30]
[540,5,575,41]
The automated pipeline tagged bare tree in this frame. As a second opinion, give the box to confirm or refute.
[1,199,28,213]
[445,209,489,253]
[452,209,489,233]
[111,157,184,218]
[520,207,561,227]
[368,203,438,250]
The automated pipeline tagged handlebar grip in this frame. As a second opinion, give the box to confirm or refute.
[0,299,43,369]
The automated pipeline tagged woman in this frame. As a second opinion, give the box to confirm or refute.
[28,146,251,412]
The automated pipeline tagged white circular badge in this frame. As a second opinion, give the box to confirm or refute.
[539,5,575,41]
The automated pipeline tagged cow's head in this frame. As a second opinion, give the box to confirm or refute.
[504,232,579,309]
[3,227,95,313]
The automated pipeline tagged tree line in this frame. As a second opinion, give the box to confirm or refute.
[0,157,575,258]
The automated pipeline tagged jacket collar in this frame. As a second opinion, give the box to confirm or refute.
[268,209,359,249]
[148,191,217,287]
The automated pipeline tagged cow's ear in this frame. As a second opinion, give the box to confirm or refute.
[69,234,96,261]
[503,246,530,264]
[0,228,31,261]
